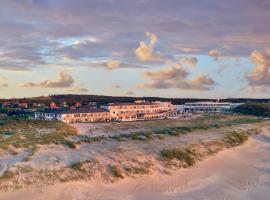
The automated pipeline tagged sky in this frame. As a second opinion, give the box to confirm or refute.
[0,0,270,99]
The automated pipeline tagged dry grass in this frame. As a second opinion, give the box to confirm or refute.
[109,165,123,179]
[160,129,257,167]
[0,116,78,151]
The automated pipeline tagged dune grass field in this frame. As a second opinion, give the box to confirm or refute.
[0,114,269,199]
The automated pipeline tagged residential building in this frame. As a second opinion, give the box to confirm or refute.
[50,102,58,109]
[18,102,28,109]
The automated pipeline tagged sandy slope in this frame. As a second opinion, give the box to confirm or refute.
[1,126,270,200]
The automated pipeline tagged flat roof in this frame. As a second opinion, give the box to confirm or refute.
[185,101,232,104]
[109,102,155,106]
[36,108,108,114]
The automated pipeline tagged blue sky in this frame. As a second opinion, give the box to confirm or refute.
[0,0,270,98]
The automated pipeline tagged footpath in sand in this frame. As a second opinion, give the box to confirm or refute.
[1,125,270,200]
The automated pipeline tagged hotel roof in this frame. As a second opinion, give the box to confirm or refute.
[109,102,155,106]
[37,108,108,114]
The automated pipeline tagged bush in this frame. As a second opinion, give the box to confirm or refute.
[70,162,83,171]
[233,103,270,117]
[110,165,123,178]
[0,170,14,181]
[222,131,249,146]
[160,148,195,166]
[62,140,76,149]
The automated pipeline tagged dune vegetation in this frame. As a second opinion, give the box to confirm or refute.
[0,116,78,153]
[233,103,270,117]
[0,114,266,192]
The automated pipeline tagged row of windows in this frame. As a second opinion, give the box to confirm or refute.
[112,105,162,109]
[186,104,230,107]
[113,109,163,114]
[66,113,109,117]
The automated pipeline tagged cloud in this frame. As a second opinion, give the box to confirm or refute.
[0,0,270,73]
[0,0,270,97]
[67,85,89,93]
[138,63,215,91]
[191,75,215,87]
[246,49,270,88]
[181,57,198,68]
[134,32,161,61]
[143,63,188,80]
[19,71,74,88]
[0,77,8,87]
[111,84,122,89]
[137,75,215,91]
[106,59,121,70]
[175,46,200,53]
[208,49,221,61]
[73,36,101,46]
[125,90,134,95]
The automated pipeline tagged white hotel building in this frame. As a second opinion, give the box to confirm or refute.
[108,100,176,121]
[34,100,177,123]
[183,101,241,113]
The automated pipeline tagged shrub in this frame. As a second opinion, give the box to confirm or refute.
[70,162,83,171]
[0,170,14,181]
[110,165,123,178]
[222,131,249,146]
[62,140,76,149]
[233,103,270,117]
[160,148,195,166]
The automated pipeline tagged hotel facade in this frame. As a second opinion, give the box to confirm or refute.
[183,101,242,113]
[34,108,111,123]
[34,100,177,123]
[109,100,176,121]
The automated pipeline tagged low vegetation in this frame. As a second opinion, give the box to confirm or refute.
[160,129,259,167]
[0,114,265,191]
[233,103,270,117]
[0,170,15,181]
[70,162,84,171]
[0,116,78,151]
[222,131,249,147]
[109,165,123,178]
[79,115,263,144]
[161,148,195,167]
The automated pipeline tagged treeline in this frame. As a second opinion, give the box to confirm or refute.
[1,94,270,106]
[233,103,270,117]
[50,95,213,105]
[47,95,270,105]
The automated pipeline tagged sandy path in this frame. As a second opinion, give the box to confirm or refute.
[1,126,270,200]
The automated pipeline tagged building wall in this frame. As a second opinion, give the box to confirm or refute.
[109,101,175,121]
[34,112,59,120]
[34,101,177,123]
[184,102,233,113]
[61,112,111,123]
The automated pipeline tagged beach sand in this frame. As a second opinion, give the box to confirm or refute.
[1,126,270,200]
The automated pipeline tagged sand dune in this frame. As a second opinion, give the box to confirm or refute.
[0,128,270,200]
[1,126,270,200]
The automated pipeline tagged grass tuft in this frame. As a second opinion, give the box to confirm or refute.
[109,165,123,178]
[160,148,195,167]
